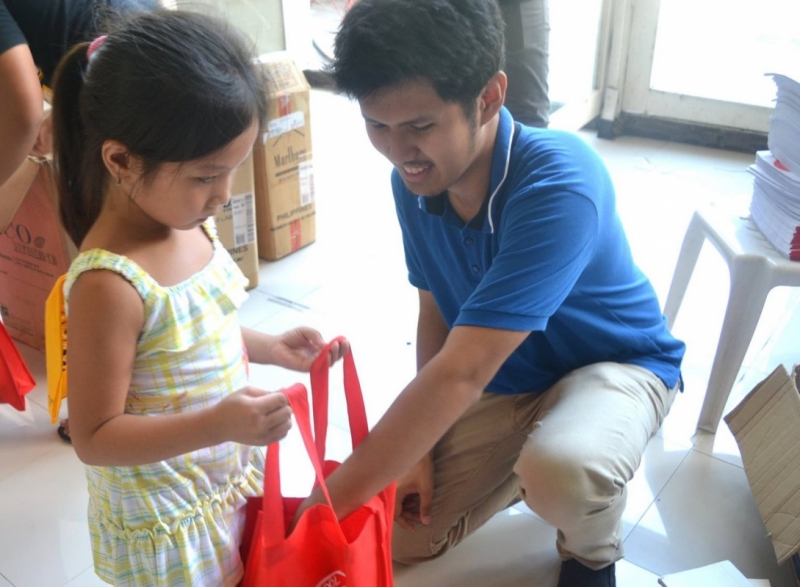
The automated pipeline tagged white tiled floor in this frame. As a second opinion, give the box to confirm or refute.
[1,88,798,586]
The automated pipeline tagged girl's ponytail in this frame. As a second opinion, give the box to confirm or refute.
[52,12,268,249]
[51,42,102,247]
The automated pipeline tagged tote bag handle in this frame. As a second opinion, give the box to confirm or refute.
[310,336,369,462]
[262,383,343,548]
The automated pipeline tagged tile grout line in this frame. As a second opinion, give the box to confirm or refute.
[689,438,746,470]
[0,442,65,486]
[623,447,694,549]
[61,564,97,587]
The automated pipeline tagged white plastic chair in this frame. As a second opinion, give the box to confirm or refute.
[663,208,800,433]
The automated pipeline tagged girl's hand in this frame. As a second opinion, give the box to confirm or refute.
[214,386,292,446]
[271,329,350,372]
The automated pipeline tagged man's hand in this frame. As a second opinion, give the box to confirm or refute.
[395,452,435,531]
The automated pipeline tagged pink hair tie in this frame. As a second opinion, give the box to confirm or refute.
[87,35,108,60]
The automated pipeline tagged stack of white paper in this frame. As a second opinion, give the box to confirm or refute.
[768,74,800,173]
[749,74,800,259]
[749,151,800,259]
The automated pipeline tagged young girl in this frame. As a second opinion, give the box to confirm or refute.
[50,11,346,586]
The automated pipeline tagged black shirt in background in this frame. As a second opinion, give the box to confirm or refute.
[0,0,158,87]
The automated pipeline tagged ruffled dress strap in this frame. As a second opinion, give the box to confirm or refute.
[63,222,249,357]
[63,248,157,310]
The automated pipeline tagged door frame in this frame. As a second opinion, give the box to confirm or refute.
[550,0,616,130]
[600,0,772,136]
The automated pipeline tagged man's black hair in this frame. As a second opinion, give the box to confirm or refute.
[332,0,505,119]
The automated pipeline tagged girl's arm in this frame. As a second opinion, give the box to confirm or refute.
[68,270,292,467]
[242,326,349,372]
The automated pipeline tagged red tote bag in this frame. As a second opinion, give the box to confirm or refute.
[0,320,36,411]
[241,338,396,587]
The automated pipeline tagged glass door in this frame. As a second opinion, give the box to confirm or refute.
[620,0,800,133]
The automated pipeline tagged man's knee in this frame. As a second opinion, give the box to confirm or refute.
[514,442,623,521]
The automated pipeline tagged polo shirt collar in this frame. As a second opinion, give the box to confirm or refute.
[418,106,515,234]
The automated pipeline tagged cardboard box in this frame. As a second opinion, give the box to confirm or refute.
[253,52,316,261]
[0,158,77,351]
[724,365,800,568]
[213,153,259,290]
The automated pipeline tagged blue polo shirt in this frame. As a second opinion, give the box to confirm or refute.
[393,107,685,395]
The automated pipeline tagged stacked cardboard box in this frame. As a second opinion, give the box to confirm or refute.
[213,153,259,289]
[253,52,316,261]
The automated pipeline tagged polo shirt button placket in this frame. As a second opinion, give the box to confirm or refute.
[471,265,480,274]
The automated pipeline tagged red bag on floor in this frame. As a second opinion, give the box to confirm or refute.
[241,338,395,587]
[0,320,36,411]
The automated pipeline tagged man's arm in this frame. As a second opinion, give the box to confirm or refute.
[322,321,530,520]
[392,289,454,529]
[0,45,43,190]
[416,289,449,371]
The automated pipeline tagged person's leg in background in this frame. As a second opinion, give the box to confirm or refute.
[513,363,678,587]
[499,0,550,128]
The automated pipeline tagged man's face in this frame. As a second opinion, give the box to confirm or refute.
[360,81,478,197]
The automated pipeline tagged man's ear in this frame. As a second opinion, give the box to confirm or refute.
[100,139,140,184]
[478,71,507,125]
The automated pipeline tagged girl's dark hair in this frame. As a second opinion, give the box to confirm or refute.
[331,0,505,118]
[52,11,268,246]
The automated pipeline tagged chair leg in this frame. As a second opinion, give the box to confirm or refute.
[697,260,772,434]
[663,213,706,331]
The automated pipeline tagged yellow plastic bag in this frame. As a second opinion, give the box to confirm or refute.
[45,275,68,424]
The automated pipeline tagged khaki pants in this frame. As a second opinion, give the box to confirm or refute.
[393,362,678,570]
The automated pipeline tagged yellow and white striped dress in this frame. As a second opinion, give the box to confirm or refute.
[64,223,263,587]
